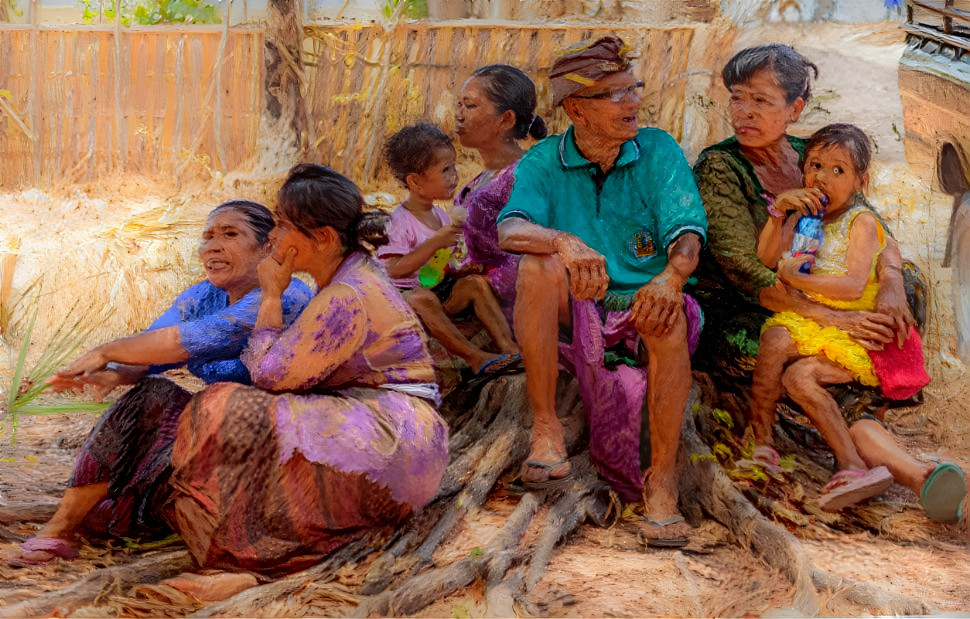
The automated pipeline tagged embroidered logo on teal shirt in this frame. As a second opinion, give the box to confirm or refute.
[630,229,656,258]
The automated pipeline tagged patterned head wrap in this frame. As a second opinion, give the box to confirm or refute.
[549,35,640,107]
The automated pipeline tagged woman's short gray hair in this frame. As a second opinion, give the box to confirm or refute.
[722,43,819,104]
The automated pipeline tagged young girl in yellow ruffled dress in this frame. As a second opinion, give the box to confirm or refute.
[748,124,964,518]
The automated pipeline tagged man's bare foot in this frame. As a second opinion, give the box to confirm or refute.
[161,571,258,602]
[635,515,692,548]
[521,435,570,483]
[520,458,572,483]
[640,469,690,544]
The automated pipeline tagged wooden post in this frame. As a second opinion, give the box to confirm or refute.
[29,0,40,183]
[265,0,308,152]
[427,0,468,20]
[214,0,233,171]
[114,4,125,172]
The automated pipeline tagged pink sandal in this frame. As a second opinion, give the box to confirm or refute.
[818,466,894,512]
[8,537,78,567]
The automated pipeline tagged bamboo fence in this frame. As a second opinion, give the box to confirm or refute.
[0,25,263,188]
[0,21,720,190]
[302,23,702,185]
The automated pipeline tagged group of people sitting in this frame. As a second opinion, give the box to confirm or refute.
[8,36,966,584]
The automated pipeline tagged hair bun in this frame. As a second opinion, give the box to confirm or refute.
[356,210,390,248]
[528,114,548,140]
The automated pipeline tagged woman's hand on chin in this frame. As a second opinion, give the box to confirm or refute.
[258,248,297,299]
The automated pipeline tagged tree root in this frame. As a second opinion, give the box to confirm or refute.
[355,377,535,597]
[189,539,373,617]
[353,463,610,617]
[0,501,58,524]
[812,566,929,615]
[357,374,584,599]
[683,386,934,615]
[345,375,609,617]
[0,550,194,618]
[8,372,940,617]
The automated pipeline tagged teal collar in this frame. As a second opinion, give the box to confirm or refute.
[557,125,640,171]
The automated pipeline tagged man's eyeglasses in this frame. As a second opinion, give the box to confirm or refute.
[570,81,645,103]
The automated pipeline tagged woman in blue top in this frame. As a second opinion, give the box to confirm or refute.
[11,200,312,566]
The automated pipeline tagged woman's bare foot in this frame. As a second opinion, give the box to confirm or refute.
[12,481,109,566]
[161,571,259,602]
[8,537,78,567]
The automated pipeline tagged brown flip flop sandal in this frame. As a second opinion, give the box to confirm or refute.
[639,515,689,549]
[520,458,574,492]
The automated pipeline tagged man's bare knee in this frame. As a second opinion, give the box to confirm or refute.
[641,311,688,357]
[516,254,570,324]
[518,253,567,286]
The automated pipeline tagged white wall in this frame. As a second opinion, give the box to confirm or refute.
[720,0,904,25]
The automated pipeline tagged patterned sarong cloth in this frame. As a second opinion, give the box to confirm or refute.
[558,295,702,502]
[70,377,192,537]
[167,383,441,574]
[167,253,450,575]
[457,165,520,327]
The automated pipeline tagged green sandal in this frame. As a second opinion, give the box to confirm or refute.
[920,462,967,522]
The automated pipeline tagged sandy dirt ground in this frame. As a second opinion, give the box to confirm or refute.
[1,404,969,616]
[2,18,970,618]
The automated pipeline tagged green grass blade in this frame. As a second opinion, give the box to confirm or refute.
[6,293,38,412]
[3,281,114,445]
[15,402,112,415]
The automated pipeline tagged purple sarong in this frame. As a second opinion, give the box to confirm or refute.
[558,295,701,502]
[457,166,520,327]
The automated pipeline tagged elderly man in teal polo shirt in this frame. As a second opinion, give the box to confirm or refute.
[497,35,707,547]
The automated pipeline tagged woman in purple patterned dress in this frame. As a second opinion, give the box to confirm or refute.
[166,164,449,576]
[454,64,547,323]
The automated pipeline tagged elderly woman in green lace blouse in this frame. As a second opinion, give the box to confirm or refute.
[690,43,918,416]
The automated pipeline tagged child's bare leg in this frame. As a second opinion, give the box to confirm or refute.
[782,357,868,470]
[750,327,800,445]
[444,275,519,355]
[406,288,495,372]
[849,419,935,494]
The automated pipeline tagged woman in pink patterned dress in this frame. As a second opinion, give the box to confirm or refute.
[166,164,449,578]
